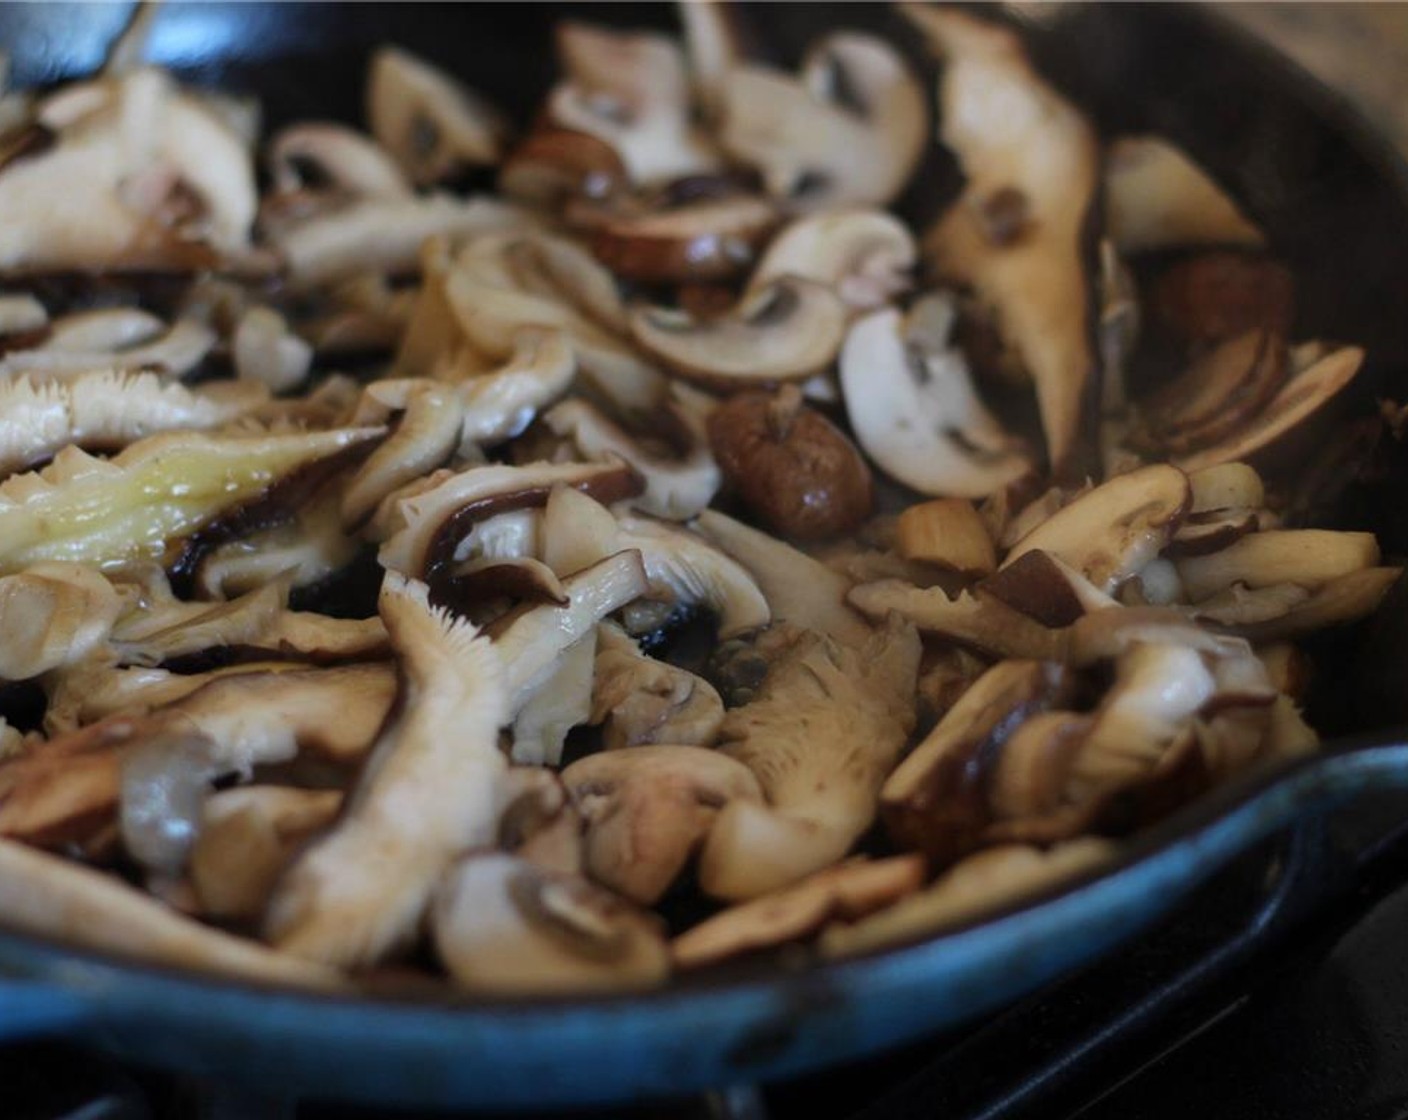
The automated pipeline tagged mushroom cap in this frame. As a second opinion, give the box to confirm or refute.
[747,208,917,310]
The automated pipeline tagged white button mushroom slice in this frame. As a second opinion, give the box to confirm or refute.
[591,622,725,750]
[678,0,749,123]
[563,745,764,905]
[0,562,123,680]
[232,307,313,393]
[820,839,1113,960]
[694,508,869,648]
[432,852,670,995]
[746,208,917,311]
[629,277,847,389]
[455,329,577,453]
[341,382,465,528]
[541,484,621,576]
[0,425,382,576]
[0,294,46,339]
[0,319,217,380]
[1188,462,1266,514]
[0,370,269,477]
[376,458,642,581]
[1195,567,1402,644]
[905,5,1100,476]
[718,34,925,210]
[1002,464,1192,594]
[368,46,509,185]
[847,580,1068,662]
[267,121,412,200]
[839,305,1033,500]
[511,632,597,766]
[497,767,584,876]
[491,551,651,718]
[1171,345,1366,474]
[0,835,343,988]
[266,575,507,968]
[698,616,921,900]
[1175,529,1380,603]
[547,22,720,186]
[39,308,163,352]
[508,231,632,335]
[545,396,720,521]
[189,786,343,922]
[1105,135,1264,254]
[673,854,926,969]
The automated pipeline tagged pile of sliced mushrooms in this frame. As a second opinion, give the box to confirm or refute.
[0,3,1397,995]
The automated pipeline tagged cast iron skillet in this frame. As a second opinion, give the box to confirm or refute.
[4,2,1408,1109]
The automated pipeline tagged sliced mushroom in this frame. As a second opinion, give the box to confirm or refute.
[848,579,1067,661]
[432,852,669,994]
[840,302,1033,499]
[699,616,921,899]
[1199,566,1402,643]
[894,498,997,576]
[40,308,163,352]
[232,307,313,393]
[592,622,725,750]
[1188,461,1265,514]
[497,767,584,876]
[368,46,508,185]
[978,549,1119,628]
[1175,530,1380,602]
[673,855,926,968]
[679,0,749,123]
[1105,136,1263,253]
[511,632,596,766]
[110,575,290,666]
[629,277,847,388]
[342,382,465,528]
[1152,251,1295,348]
[0,717,137,846]
[747,208,916,310]
[268,121,411,200]
[0,562,123,679]
[906,5,1100,476]
[564,745,763,904]
[266,574,508,968]
[0,293,46,341]
[499,126,627,209]
[590,194,779,284]
[1,318,217,380]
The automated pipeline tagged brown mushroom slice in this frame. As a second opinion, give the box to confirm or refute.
[511,634,596,766]
[820,840,1114,959]
[367,46,508,185]
[1105,136,1264,253]
[0,425,381,576]
[984,710,1095,824]
[0,717,137,846]
[719,35,925,210]
[839,303,1033,500]
[747,209,916,311]
[1202,567,1402,643]
[564,745,763,905]
[1152,251,1296,348]
[232,307,313,393]
[895,498,996,576]
[591,195,779,284]
[629,277,847,388]
[545,395,720,520]
[1166,509,1262,558]
[694,508,871,648]
[699,616,921,900]
[1,318,217,380]
[189,786,342,922]
[432,852,669,994]
[978,549,1119,628]
[848,580,1067,661]
[1173,345,1365,473]
[0,370,268,476]
[0,835,342,988]
[591,623,725,750]
[1175,530,1380,602]
[498,767,584,876]
[1067,606,1247,666]
[1003,464,1191,593]
[499,127,627,209]
[267,575,507,968]
[906,5,1099,476]
[880,659,1077,862]
[673,854,926,969]
[0,562,123,679]
[341,383,465,529]
[452,555,568,609]
[268,121,411,199]
[377,458,642,582]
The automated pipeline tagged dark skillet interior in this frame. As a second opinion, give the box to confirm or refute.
[5,0,1408,982]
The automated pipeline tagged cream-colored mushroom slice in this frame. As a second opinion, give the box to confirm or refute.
[377,458,642,581]
[497,767,584,876]
[511,632,596,766]
[267,575,506,968]
[189,786,342,922]
[368,46,508,185]
[1173,345,1365,473]
[719,34,925,210]
[0,835,342,988]
[747,209,916,311]
[232,307,313,393]
[547,22,719,186]
[0,370,268,476]
[564,745,763,905]
[674,855,926,969]
[1260,695,1319,761]
[840,303,1033,499]
[847,580,1066,661]
[694,508,870,647]
[1188,462,1266,514]
[1105,135,1263,253]
[1,318,217,380]
[432,852,669,995]
[0,716,136,845]
[629,276,847,389]
[881,659,1076,861]
[1067,606,1248,666]
[0,562,122,679]
[699,616,920,900]
[0,69,256,272]
[592,622,724,750]
[906,5,1099,476]
[1175,529,1380,602]
[40,308,163,352]
[545,395,720,521]
[0,426,380,576]
[820,840,1113,959]
[110,576,290,666]
[1167,509,1263,558]
[456,328,577,452]
[1003,464,1191,593]
[591,195,780,285]
[0,294,46,340]
[342,382,465,528]
[679,0,747,122]
[1199,566,1402,643]
[268,121,411,199]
